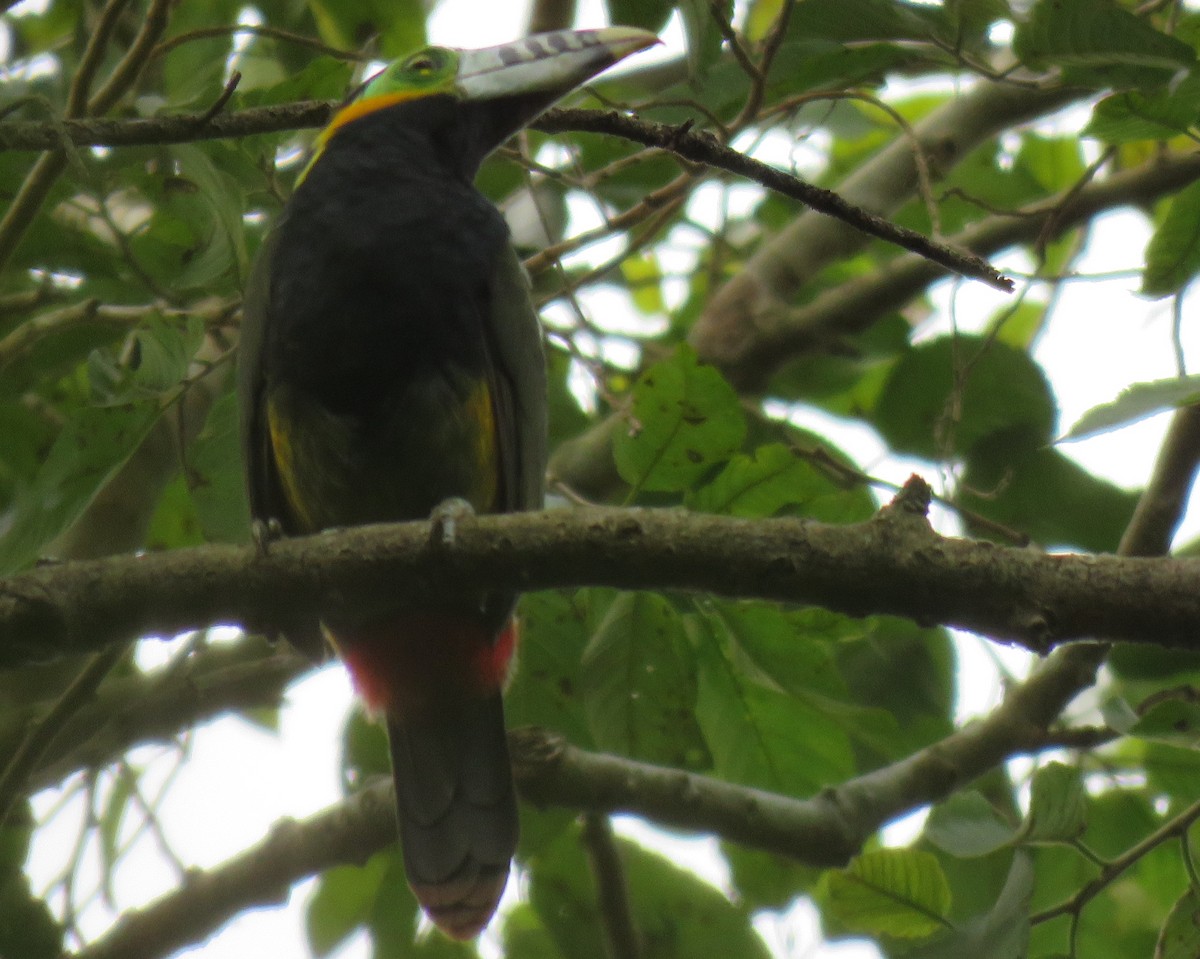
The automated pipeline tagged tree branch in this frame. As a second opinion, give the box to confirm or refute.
[5,488,1200,666]
[581,814,641,959]
[0,104,1009,290]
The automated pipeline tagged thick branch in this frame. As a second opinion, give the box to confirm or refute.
[689,75,1079,369]
[733,152,1200,386]
[5,495,1200,666]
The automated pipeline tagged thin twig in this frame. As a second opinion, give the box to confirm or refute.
[0,645,128,828]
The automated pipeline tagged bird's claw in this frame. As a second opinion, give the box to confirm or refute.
[430,497,475,547]
[252,517,284,557]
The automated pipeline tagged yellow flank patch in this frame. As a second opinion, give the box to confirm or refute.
[297,90,429,186]
[267,397,317,531]
[465,379,499,511]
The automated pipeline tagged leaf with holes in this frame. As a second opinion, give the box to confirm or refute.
[613,346,746,494]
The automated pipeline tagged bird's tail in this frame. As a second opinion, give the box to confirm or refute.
[386,690,518,940]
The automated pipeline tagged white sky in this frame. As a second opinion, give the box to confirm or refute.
[22,2,1200,959]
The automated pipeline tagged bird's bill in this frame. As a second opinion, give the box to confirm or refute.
[455,27,659,104]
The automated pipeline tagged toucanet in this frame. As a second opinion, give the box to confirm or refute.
[238,27,657,939]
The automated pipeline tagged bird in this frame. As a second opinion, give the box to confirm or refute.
[238,27,658,940]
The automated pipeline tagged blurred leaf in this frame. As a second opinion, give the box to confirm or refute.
[606,0,674,34]
[786,0,949,43]
[905,850,1033,959]
[1062,377,1200,441]
[874,336,1055,459]
[1131,699,1200,748]
[1087,77,1200,144]
[0,872,61,959]
[613,346,746,493]
[692,609,855,795]
[821,848,953,940]
[306,852,392,956]
[1145,181,1200,296]
[620,252,665,316]
[679,0,732,82]
[0,401,163,574]
[1156,889,1200,959]
[581,592,705,767]
[1020,762,1087,844]
[500,904,567,959]
[530,825,770,959]
[962,440,1138,551]
[1014,0,1194,73]
[307,0,427,57]
[187,389,252,543]
[924,791,1017,858]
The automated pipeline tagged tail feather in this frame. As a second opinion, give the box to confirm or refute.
[387,692,517,940]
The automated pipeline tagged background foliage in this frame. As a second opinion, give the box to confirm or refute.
[3,0,1200,957]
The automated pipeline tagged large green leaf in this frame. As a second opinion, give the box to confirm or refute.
[306,0,427,57]
[581,592,705,767]
[529,826,770,959]
[873,336,1055,460]
[613,347,746,494]
[691,610,855,795]
[1014,0,1195,73]
[0,400,164,574]
[962,440,1138,552]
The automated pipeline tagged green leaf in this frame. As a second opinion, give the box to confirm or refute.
[613,346,746,493]
[786,0,949,43]
[605,0,673,34]
[0,401,163,574]
[822,848,954,940]
[924,791,1017,858]
[1021,762,1087,844]
[619,251,665,316]
[1062,376,1200,441]
[873,336,1055,459]
[500,904,567,959]
[1156,889,1200,959]
[687,443,837,517]
[679,0,732,81]
[1130,699,1200,748]
[581,593,705,767]
[0,873,61,959]
[692,611,855,795]
[962,441,1138,552]
[306,853,391,957]
[506,591,605,752]
[187,389,252,543]
[131,316,206,397]
[306,0,426,57]
[1086,77,1200,144]
[530,826,770,959]
[1145,181,1200,296]
[904,850,1033,959]
[1014,0,1195,72]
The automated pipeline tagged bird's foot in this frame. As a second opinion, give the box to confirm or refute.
[251,517,283,558]
[430,497,475,547]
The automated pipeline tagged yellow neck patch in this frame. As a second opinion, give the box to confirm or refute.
[297,89,431,186]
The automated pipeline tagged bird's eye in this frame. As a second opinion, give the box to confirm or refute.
[408,53,438,73]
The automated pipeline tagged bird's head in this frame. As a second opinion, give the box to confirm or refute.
[303,27,658,179]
